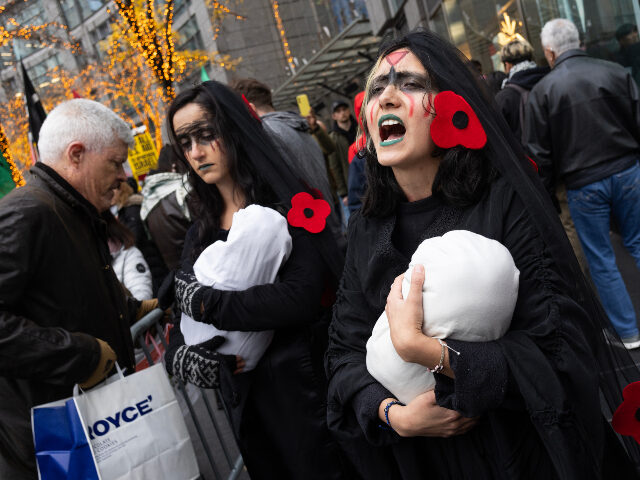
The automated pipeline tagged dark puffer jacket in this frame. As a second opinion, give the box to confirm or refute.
[0,163,136,478]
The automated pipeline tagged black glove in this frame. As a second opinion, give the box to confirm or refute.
[174,270,206,321]
[165,334,235,389]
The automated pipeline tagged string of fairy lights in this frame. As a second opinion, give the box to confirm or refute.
[0,0,245,171]
[0,124,25,188]
[111,0,178,100]
[0,19,80,52]
[270,0,295,74]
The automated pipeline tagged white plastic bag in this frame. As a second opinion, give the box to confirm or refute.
[75,364,199,480]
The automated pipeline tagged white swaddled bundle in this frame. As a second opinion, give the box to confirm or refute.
[366,230,520,404]
[181,204,292,371]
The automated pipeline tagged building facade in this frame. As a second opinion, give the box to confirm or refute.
[0,0,369,102]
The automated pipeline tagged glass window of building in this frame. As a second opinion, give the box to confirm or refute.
[27,54,61,89]
[90,19,113,59]
[427,0,640,76]
[59,0,82,28]
[0,0,47,60]
[330,0,369,32]
[173,0,189,20]
[177,16,204,50]
[59,0,106,29]
[520,0,640,64]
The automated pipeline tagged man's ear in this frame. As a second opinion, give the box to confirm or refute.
[66,141,85,167]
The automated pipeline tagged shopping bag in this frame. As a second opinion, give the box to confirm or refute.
[32,397,100,480]
[33,364,199,480]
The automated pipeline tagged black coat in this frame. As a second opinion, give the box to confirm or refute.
[326,177,636,479]
[179,223,349,480]
[0,163,136,478]
[524,49,640,196]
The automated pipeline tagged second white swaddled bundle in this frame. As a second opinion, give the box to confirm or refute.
[366,230,520,404]
[181,204,292,372]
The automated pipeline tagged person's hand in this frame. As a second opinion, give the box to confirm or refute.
[306,111,318,131]
[174,270,206,320]
[381,391,478,438]
[386,264,426,362]
[342,196,349,206]
[80,339,116,389]
[165,335,244,389]
[136,298,159,320]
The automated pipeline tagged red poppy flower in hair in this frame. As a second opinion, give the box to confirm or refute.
[287,192,331,234]
[430,91,487,149]
[612,381,640,444]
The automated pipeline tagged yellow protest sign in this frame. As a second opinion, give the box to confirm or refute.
[127,130,158,180]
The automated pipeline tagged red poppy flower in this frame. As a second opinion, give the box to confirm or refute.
[287,192,331,234]
[612,381,640,444]
[430,91,487,150]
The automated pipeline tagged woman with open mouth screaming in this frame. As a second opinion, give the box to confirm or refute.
[325,30,639,479]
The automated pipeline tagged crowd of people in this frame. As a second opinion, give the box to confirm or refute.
[1,17,640,480]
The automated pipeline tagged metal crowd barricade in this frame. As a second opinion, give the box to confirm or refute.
[130,309,245,480]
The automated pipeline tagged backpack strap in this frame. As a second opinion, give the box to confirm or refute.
[505,83,530,143]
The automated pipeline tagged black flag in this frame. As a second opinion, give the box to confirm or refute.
[21,61,47,145]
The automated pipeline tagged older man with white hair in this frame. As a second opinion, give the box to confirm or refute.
[0,99,152,478]
[525,19,640,349]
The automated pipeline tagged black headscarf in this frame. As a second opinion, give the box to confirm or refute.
[167,80,344,280]
[363,31,640,468]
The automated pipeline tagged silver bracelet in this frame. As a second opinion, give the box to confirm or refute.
[426,338,447,374]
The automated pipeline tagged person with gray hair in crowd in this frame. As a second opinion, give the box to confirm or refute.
[525,18,640,349]
[0,99,156,478]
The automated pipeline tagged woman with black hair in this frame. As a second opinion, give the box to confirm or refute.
[163,81,348,480]
[325,30,640,479]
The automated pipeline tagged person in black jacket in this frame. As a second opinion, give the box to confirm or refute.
[162,81,349,480]
[494,38,548,143]
[525,18,640,349]
[0,99,154,479]
[494,38,591,277]
[325,30,640,479]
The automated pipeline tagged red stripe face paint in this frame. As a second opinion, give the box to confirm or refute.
[424,93,434,117]
[403,92,415,117]
[385,50,409,66]
[369,101,378,131]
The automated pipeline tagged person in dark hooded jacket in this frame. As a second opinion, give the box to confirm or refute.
[495,38,549,143]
